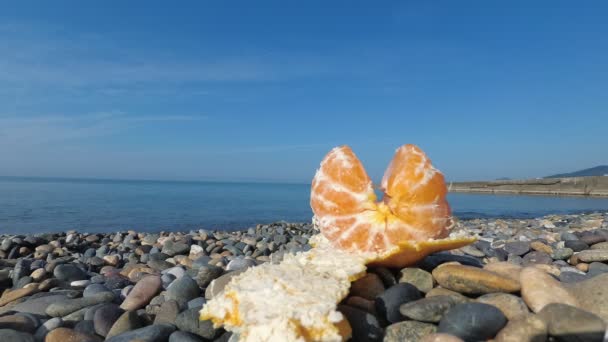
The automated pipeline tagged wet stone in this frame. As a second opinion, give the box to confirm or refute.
[438,303,507,342]
[399,295,459,323]
[399,268,433,293]
[384,321,437,342]
[349,273,385,300]
[375,283,422,323]
[432,264,521,294]
[338,305,383,342]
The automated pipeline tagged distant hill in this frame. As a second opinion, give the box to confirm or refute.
[545,165,608,178]
[495,177,512,181]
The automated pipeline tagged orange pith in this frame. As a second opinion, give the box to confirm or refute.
[310,144,453,256]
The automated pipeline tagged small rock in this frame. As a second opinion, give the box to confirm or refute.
[476,293,529,321]
[399,296,458,323]
[575,250,608,263]
[437,303,507,341]
[93,303,123,337]
[384,321,437,342]
[538,303,606,342]
[45,327,101,342]
[34,317,62,341]
[420,333,464,342]
[530,241,553,254]
[564,240,589,252]
[399,268,434,293]
[0,329,35,342]
[567,273,608,321]
[105,324,176,342]
[375,283,421,323]
[83,284,111,298]
[504,241,530,256]
[154,299,180,325]
[522,251,553,266]
[11,294,68,315]
[0,314,37,332]
[195,265,223,288]
[120,275,161,311]
[162,240,190,257]
[520,267,578,313]
[425,288,471,303]
[169,330,204,342]
[54,264,88,282]
[226,258,256,271]
[349,273,385,300]
[205,270,245,300]
[432,264,520,294]
[338,305,383,342]
[106,310,144,339]
[551,248,574,260]
[46,292,115,317]
[175,308,220,339]
[495,314,547,342]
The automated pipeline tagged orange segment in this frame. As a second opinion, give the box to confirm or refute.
[311,144,460,260]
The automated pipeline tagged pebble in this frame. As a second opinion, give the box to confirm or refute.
[0,314,37,332]
[538,303,606,342]
[399,268,434,293]
[482,261,522,282]
[349,273,385,300]
[530,240,553,254]
[105,323,176,342]
[154,299,180,325]
[437,303,507,341]
[399,295,458,323]
[522,251,553,266]
[520,267,578,313]
[567,273,608,321]
[420,333,464,342]
[338,305,383,342]
[226,258,256,271]
[93,303,123,337]
[564,240,589,252]
[476,293,529,320]
[575,250,608,262]
[432,264,520,294]
[11,294,68,315]
[34,317,62,341]
[0,329,35,342]
[46,292,115,317]
[45,327,102,342]
[175,308,220,339]
[495,314,547,342]
[169,330,205,342]
[205,270,245,300]
[166,274,200,306]
[120,275,161,311]
[106,311,144,339]
[503,241,530,256]
[384,321,437,342]
[53,264,88,282]
[374,283,421,323]
[551,247,574,260]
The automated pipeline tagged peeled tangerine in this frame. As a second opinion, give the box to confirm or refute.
[200,144,476,341]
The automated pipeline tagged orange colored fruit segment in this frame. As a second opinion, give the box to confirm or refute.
[311,144,462,261]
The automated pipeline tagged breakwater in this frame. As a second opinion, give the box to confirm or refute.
[449,176,608,197]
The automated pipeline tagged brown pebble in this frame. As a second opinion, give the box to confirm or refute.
[432,264,521,295]
[420,333,464,342]
[520,267,578,313]
[45,327,102,342]
[575,263,589,272]
[495,314,547,342]
[530,241,553,254]
[349,273,385,300]
[483,262,522,283]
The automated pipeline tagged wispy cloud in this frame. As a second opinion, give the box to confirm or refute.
[0,112,203,146]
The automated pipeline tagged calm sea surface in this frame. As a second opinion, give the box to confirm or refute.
[1,177,607,234]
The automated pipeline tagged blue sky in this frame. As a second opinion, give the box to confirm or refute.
[0,1,606,183]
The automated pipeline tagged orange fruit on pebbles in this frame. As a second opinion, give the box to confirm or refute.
[311,144,475,267]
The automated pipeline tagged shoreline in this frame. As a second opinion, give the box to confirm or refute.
[449,176,608,197]
[0,211,606,341]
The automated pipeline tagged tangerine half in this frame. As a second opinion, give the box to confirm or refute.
[311,144,474,266]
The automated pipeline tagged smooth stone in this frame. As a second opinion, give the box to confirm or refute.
[579,231,606,245]
[575,250,608,263]
[420,253,483,270]
[106,323,176,342]
[420,333,464,342]
[46,292,115,317]
[205,270,245,300]
[45,327,102,342]
[552,248,574,260]
[399,268,433,293]
[522,251,553,266]
[561,232,579,241]
[195,265,224,288]
[83,284,111,298]
[538,303,606,342]
[591,241,608,250]
[437,303,507,341]
[338,305,383,342]
[564,240,589,252]
[166,275,200,306]
[0,287,37,306]
[560,271,589,283]
[425,288,471,303]
[0,314,37,332]
[588,262,608,277]
[384,321,437,342]
[0,329,34,342]
[106,310,144,339]
[11,295,68,315]
[175,308,219,339]
[520,267,578,313]
[530,241,553,254]
[399,296,458,323]
[349,273,385,300]
[477,293,529,320]
[566,273,608,321]
[495,314,547,342]
[154,299,180,325]
[345,296,376,314]
[375,283,421,323]
[93,303,123,337]
[34,317,62,341]
[187,297,206,310]
[169,330,204,342]
[483,262,522,282]
[73,320,96,335]
[120,275,162,311]
[70,280,91,288]
[53,264,88,282]
[226,258,256,272]
[504,241,530,256]
[163,266,186,279]
[162,240,190,257]
[432,264,520,294]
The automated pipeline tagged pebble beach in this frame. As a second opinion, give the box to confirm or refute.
[0,211,607,342]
